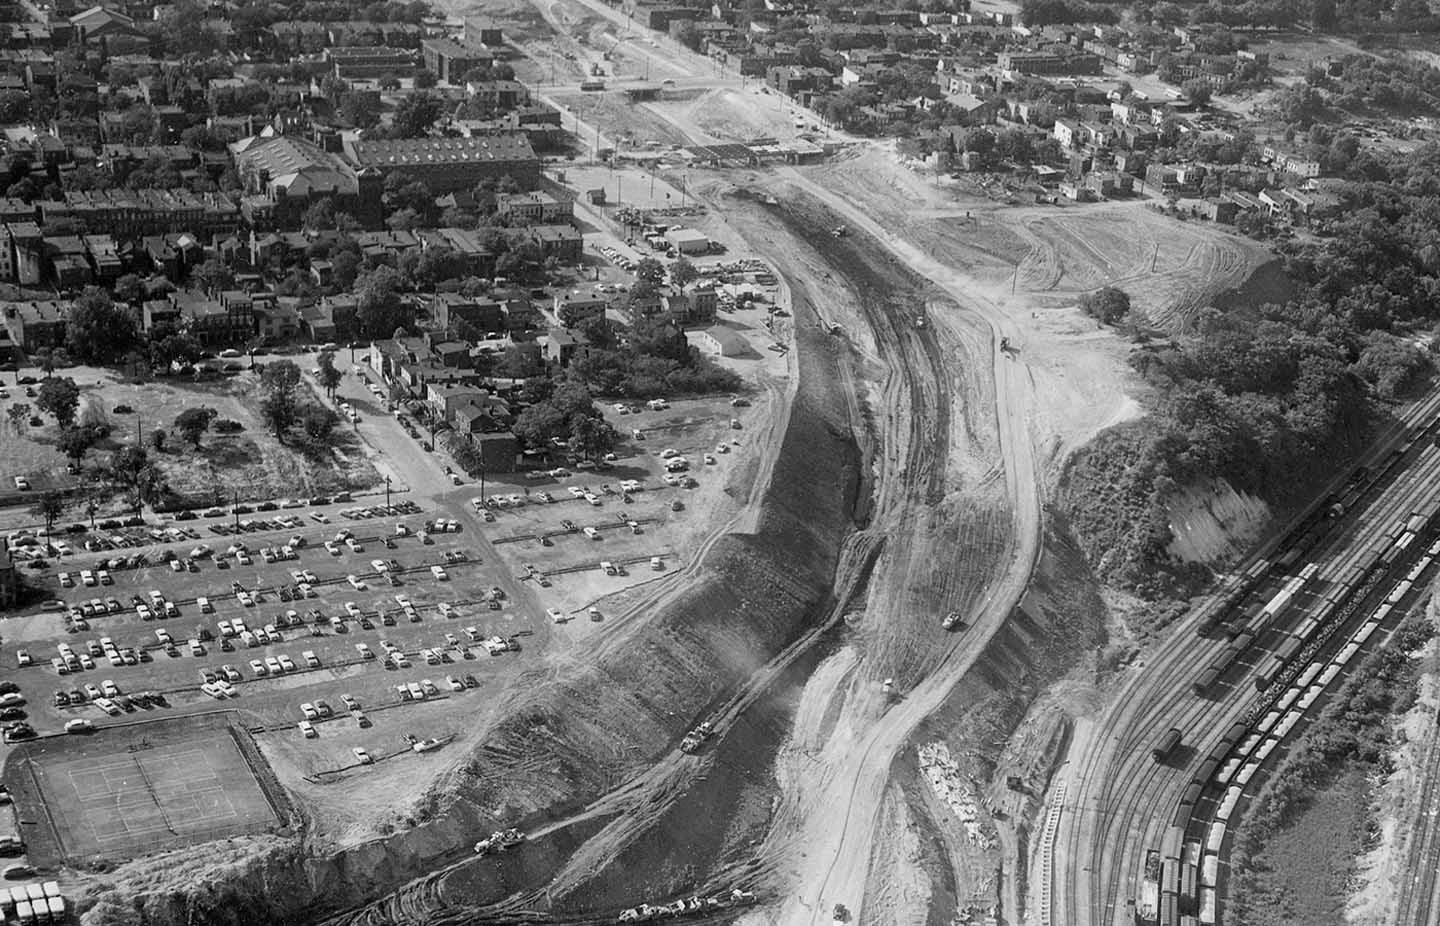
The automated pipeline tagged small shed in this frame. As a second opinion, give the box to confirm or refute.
[586,188,606,205]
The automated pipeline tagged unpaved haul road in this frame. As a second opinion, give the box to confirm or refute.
[511,1,1048,917]
[767,174,1045,926]
[524,0,1045,914]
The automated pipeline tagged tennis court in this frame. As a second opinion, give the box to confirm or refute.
[20,725,278,862]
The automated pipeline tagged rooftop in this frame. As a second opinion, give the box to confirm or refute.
[349,134,536,168]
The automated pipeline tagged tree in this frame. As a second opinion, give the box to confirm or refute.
[413,68,437,88]
[512,401,567,449]
[498,342,543,379]
[302,405,339,443]
[332,250,362,290]
[259,360,302,442]
[192,256,236,296]
[634,257,666,289]
[378,73,401,91]
[33,346,69,377]
[339,91,382,129]
[0,89,29,123]
[150,427,167,451]
[316,352,342,398]
[1079,286,1132,326]
[1182,79,1214,106]
[568,413,617,462]
[391,91,443,138]
[57,426,95,465]
[113,273,144,305]
[151,332,202,369]
[669,257,699,289]
[551,380,598,420]
[354,266,413,337]
[6,403,31,435]
[109,445,165,512]
[29,491,67,545]
[35,377,80,428]
[386,207,422,231]
[66,288,139,364]
[174,406,217,448]
[302,197,337,232]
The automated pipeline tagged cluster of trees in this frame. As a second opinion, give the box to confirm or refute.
[1067,141,1440,597]
[65,289,142,365]
[946,126,1065,169]
[362,90,445,140]
[569,313,743,398]
[229,0,428,31]
[1079,287,1132,326]
[511,379,618,462]
[257,359,341,448]
[1020,0,1121,26]
[1300,54,1440,116]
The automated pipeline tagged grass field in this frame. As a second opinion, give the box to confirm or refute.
[1227,766,1367,926]
[5,714,280,866]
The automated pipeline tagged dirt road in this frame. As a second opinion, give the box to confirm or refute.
[750,182,1044,926]
[503,0,1053,918]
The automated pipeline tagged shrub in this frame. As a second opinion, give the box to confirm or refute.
[213,419,244,434]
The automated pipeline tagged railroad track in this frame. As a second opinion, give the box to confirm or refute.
[1395,709,1440,926]
[1051,386,1440,926]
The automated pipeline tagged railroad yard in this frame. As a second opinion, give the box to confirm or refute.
[1048,385,1440,926]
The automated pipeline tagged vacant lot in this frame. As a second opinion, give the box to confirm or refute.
[5,713,279,867]
[0,364,381,512]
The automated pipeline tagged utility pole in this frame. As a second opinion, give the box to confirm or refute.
[384,475,391,509]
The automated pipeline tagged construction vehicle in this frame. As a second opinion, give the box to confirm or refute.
[999,336,1011,352]
[474,828,525,856]
[942,611,963,631]
[679,720,715,753]
[832,225,847,237]
[833,904,851,922]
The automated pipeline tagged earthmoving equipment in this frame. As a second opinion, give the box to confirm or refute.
[473,828,525,856]
[680,720,715,753]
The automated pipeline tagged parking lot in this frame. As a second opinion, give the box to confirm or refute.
[4,489,553,763]
[470,395,755,617]
[0,384,763,856]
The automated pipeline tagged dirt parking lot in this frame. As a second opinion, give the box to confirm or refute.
[474,395,759,616]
